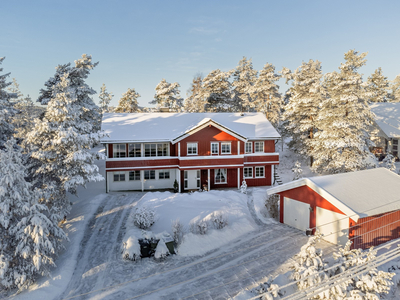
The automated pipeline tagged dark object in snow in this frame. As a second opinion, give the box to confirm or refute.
[306,228,313,236]
[138,237,175,258]
[173,179,179,193]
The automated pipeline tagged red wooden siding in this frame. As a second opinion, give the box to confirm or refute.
[179,157,243,168]
[244,155,279,163]
[265,140,275,152]
[106,158,179,169]
[245,165,271,186]
[351,209,400,249]
[108,144,113,158]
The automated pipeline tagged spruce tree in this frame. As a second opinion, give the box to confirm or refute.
[150,79,183,112]
[98,83,113,114]
[184,75,205,112]
[389,74,400,102]
[202,69,233,112]
[366,67,390,102]
[115,88,140,113]
[232,57,257,112]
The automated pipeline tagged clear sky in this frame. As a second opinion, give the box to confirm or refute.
[1,0,400,108]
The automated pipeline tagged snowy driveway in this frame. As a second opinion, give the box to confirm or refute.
[56,192,335,300]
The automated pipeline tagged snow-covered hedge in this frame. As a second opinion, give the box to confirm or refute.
[133,206,155,229]
[121,235,141,261]
[154,240,170,260]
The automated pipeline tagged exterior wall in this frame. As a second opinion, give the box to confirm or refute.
[351,209,400,249]
[244,165,271,186]
[106,158,179,169]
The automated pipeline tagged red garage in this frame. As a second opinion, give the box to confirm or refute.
[267,168,400,249]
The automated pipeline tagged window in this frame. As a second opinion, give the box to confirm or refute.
[128,144,141,157]
[159,170,170,179]
[184,171,188,189]
[211,142,219,155]
[113,144,126,158]
[244,167,253,178]
[113,171,126,181]
[255,166,265,178]
[394,139,398,145]
[215,168,227,184]
[394,145,398,151]
[221,142,231,154]
[197,170,200,188]
[187,143,198,155]
[129,170,140,181]
[245,142,252,154]
[144,170,156,180]
[144,143,169,157]
[254,141,264,153]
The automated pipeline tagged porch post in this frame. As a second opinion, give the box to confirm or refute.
[106,172,109,193]
[237,141,240,155]
[237,167,240,189]
[207,169,210,191]
[141,170,144,192]
[178,142,181,158]
[271,165,274,186]
[178,169,181,192]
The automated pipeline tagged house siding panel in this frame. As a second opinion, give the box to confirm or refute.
[106,158,179,169]
[265,140,275,152]
[108,144,113,158]
[245,165,271,186]
[244,155,279,163]
[179,158,243,168]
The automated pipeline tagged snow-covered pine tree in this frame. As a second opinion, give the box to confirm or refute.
[381,153,396,172]
[202,69,233,112]
[292,161,303,180]
[281,60,325,166]
[389,74,400,102]
[366,67,390,102]
[115,88,140,113]
[150,79,183,112]
[0,57,17,148]
[7,78,23,102]
[0,138,67,290]
[312,50,376,174]
[232,57,257,112]
[98,83,113,114]
[26,73,105,221]
[13,95,35,140]
[251,62,281,126]
[184,75,206,112]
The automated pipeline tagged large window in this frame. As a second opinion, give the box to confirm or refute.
[129,170,140,181]
[144,143,169,157]
[187,143,198,155]
[128,143,141,157]
[215,168,227,184]
[255,166,265,178]
[113,144,126,158]
[113,171,126,181]
[254,141,264,153]
[221,142,231,154]
[211,142,219,155]
[244,167,253,178]
[144,170,156,180]
[245,142,252,154]
[159,170,170,179]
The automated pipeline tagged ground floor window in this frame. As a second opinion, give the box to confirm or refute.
[244,167,253,178]
[129,170,140,181]
[255,166,265,178]
[113,171,126,182]
[197,170,200,188]
[144,170,156,180]
[215,168,227,184]
[159,170,170,179]
[184,170,188,189]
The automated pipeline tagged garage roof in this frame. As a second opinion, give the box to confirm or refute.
[267,168,400,222]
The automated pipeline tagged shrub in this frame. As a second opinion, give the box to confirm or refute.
[171,219,185,245]
[133,206,155,229]
[265,194,279,220]
[121,236,141,261]
[211,212,228,229]
[154,240,170,260]
[190,219,209,235]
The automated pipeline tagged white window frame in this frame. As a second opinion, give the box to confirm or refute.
[184,170,188,189]
[254,141,264,153]
[221,142,231,154]
[187,143,198,155]
[144,143,169,157]
[158,170,170,180]
[243,167,253,178]
[245,142,252,154]
[129,170,140,181]
[211,142,219,155]
[255,166,265,178]
[113,171,126,182]
[215,168,227,184]
[128,143,141,157]
[113,144,126,158]
[144,170,156,180]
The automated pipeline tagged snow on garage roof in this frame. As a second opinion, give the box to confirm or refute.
[268,168,400,221]
[370,102,400,138]
[101,112,281,143]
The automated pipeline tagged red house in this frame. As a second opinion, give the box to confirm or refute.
[101,112,280,193]
[267,168,400,249]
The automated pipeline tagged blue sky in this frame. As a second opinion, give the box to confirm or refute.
[1,1,400,108]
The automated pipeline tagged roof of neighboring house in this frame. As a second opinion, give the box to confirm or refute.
[370,103,400,138]
[101,112,281,143]
[267,168,400,222]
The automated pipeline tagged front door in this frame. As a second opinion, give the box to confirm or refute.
[184,170,200,190]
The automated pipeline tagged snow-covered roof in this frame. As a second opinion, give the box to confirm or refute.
[101,112,280,143]
[370,103,400,138]
[268,168,400,221]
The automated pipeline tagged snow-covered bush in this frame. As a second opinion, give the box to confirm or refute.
[190,219,209,235]
[381,153,396,172]
[121,235,141,261]
[240,180,247,194]
[133,206,155,229]
[211,212,228,230]
[171,219,185,245]
[154,240,170,260]
[265,194,280,220]
[252,281,281,300]
[292,161,303,180]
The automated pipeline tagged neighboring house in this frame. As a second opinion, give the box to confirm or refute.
[370,102,400,158]
[101,112,280,193]
[267,168,400,249]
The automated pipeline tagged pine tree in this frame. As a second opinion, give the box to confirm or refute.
[7,78,23,102]
[381,153,396,172]
[202,69,233,112]
[292,161,303,180]
[389,74,400,102]
[281,60,325,165]
[150,79,183,112]
[98,83,113,114]
[115,88,140,113]
[312,50,376,174]
[366,68,390,102]
[184,75,205,112]
[251,62,281,126]
[232,57,257,112]
[0,57,17,148]
[0,138,67,290]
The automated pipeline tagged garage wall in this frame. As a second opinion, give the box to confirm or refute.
[316,207,349,247]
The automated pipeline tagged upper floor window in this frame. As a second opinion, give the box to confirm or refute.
[113,144,126,158]
[254,141,264,153]
[245,142,252,153]
[144,143,169,157]
[211,142,219,155]
[128,143,141,157]
[393,139,398,145]
[187,143,198,155]
[221,142,231,154]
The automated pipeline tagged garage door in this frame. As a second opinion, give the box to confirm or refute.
[316,207,348,246]
[283,197,310,232]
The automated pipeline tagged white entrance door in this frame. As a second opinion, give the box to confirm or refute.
[316,207,349,246]
[184,170,200,190]
[283,197,310,231]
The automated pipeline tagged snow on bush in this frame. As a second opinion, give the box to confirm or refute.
[265,194,279,220]
[171,219,185,245]
[211,212,228,230]
[121,234,141,261]
[292,160,303,180]
[240,180,247,194]
[252,279,281,300]
[190,219,209,235]
[154,240,170,260]
[133,206,155,229]
[381,153,396,172]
